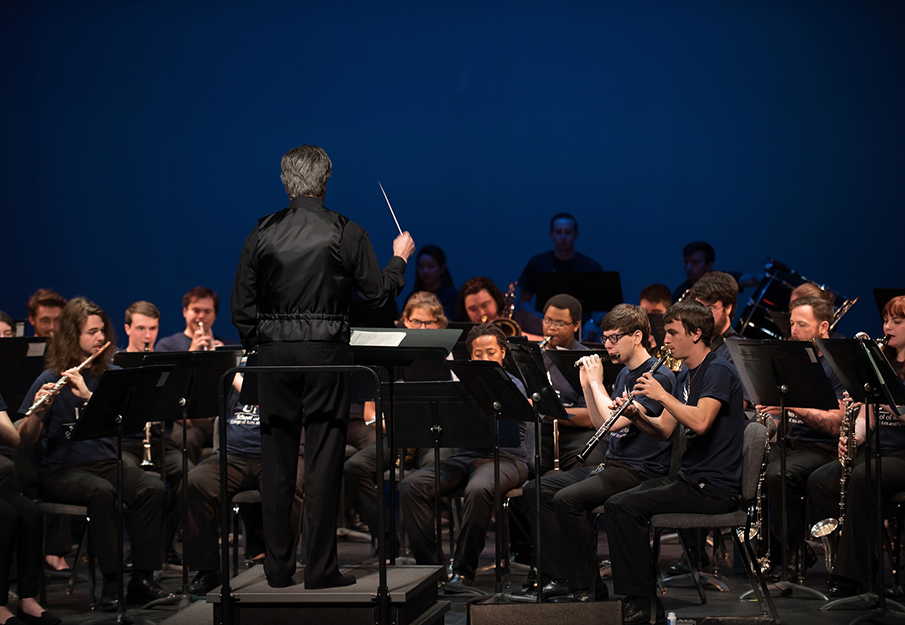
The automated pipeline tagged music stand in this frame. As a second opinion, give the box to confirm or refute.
[446,361,535,596]
[389,381,499,584]
[0,338,47,413]
[534,271,623,318]
[66,365,173,625]
[138,351,241,609]
[816,338,905,620]
[351,327,459,565]
[726,339,838,600]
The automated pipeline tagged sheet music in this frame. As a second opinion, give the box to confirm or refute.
[350,330,406,347]
[27,342,46,357]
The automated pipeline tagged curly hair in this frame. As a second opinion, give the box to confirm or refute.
[45,297,116,376]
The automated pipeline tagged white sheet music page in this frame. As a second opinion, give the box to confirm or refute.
[350,330,406,347]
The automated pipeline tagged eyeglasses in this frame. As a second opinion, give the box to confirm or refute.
[600,332,629,345]
[542,318,575,330]
[700,301,722,313]
[407,318,438,328]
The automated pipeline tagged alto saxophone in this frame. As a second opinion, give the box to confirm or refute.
[809,396,858,572]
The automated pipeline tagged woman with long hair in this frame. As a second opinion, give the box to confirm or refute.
[409,245,457,321]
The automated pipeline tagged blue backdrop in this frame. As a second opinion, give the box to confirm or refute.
[2,0,902,343]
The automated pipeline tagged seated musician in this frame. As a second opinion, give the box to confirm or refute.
[26,289,67,338]
[0,392,61,625]
[808,294,905,596]
[17,298,172,609]
[344,292,451,556]
[0,311,14,338]
[605,301,745,624]
[639,284,672,317]
[183,376,305,595]
[119,300,185,567]
[155,286,224,464]
[456,277,506,325]
[760,296,845,580]
[522,304,675,602]
[403,245,459,322]
[516,213,603,321]
[687,271,739,362]
[399,324,528,591]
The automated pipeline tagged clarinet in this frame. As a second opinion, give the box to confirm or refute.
[576,346,672,464]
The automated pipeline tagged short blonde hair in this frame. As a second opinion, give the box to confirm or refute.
[402,292,448,329]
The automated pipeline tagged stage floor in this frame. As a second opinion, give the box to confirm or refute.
[35,522,898,624]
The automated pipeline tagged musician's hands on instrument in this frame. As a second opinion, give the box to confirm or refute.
[393,231,415,262]
[610,391,639,419]
[31,383,59,415]
[577,354,603,388]
[62,368,92,401]
[633,372,666,403]
[190,325,213,351]
[755,405,782,419]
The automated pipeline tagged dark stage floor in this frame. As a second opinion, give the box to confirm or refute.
[29,525,902,624]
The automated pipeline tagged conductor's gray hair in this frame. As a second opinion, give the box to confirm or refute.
[280,145,332,198]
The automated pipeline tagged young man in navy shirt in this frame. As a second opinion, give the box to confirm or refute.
[605,300,746,624]
[522,304,676,602]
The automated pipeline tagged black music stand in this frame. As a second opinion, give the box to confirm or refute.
[138,351,241,609]
[447,361,535,596]
[0,337,47,413]
[389,381,500,584]
[351,327,459,564]
[66,365,173,625]
[727,339,838,600]
[817,338,905,621]
[534,271,623,319]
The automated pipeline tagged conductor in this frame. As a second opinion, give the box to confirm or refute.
[232,145,415,589]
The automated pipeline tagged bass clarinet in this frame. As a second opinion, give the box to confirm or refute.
[576,346,672,464]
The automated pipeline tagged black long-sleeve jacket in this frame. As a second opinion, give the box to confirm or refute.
[231,196,406,347]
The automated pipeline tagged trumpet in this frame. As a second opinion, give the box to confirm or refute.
[198,321,211,351]
[25,341,111,417]
[576,346,672,464]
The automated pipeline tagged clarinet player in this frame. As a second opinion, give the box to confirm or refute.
[808,294,905,597]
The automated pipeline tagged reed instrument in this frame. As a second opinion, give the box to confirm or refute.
[576,346,672,464]
[25,341,111,417]
[810,395,859,572]
[485,282,522,336]
[737,410,773,574]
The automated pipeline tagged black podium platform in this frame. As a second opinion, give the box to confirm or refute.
[200,564,448,625]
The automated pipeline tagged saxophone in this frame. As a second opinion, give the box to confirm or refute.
[809,396,858,572]
[738,410,772,574]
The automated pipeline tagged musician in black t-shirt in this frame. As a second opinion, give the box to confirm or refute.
[759,297,845,580]
[521,304,675,602]
[604,301,745,624]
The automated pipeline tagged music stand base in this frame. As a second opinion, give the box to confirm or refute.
[742,581,828,601]
[819,592,905,613]
[662,572,730,592]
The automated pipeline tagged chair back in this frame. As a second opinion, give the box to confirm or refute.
[740,421,768,503]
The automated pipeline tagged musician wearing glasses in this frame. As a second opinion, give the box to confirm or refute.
[808,294,905,597]
[537,294,601,471]
[604,301,745,624]
[521,304,676,602]
[759,296,845,580]
[344,292,450,554]
[17,298,172,609]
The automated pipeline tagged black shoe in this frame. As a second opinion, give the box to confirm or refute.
[305,573,356,590]
[15,610,62,625]
[166,547,183,568]
[827,575,862,597]
[188,570,222,595]
[127,573,175,604]
[550,590,592,602]
[99,579,122,611]
[666,552,710,576]
[541,579,570,598]
[443,573,476,593]
[622,596,666,625]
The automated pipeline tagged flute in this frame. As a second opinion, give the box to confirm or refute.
[576,346,672,464]
[25,341,111,416]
